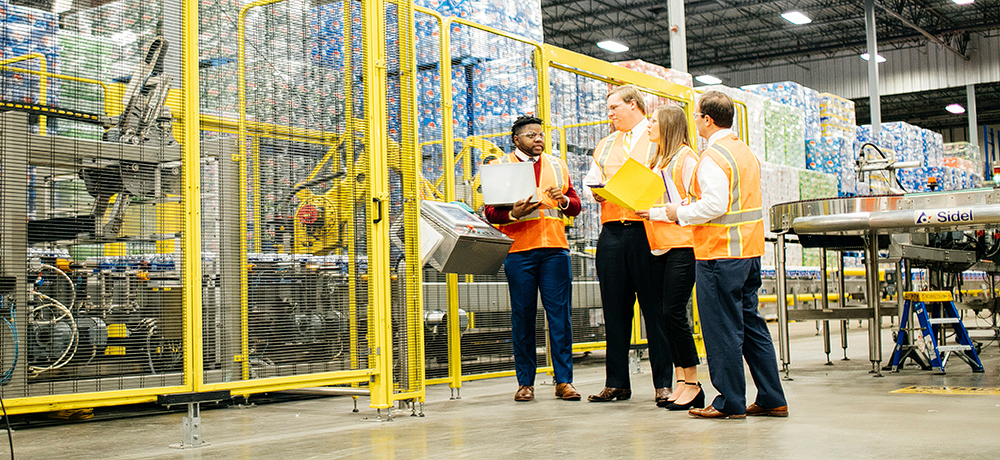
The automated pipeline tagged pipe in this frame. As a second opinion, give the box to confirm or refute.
[792,205,1000,234]
[864,0,881,140]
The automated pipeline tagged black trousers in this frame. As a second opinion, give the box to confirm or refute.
[596,222,672,388]
[651,247,700,369]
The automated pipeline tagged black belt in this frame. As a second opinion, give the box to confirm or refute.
[604,220,642,227]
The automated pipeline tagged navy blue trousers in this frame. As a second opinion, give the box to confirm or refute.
[696,257,786,414]
[596,222,672,389]
[505,248,573,386]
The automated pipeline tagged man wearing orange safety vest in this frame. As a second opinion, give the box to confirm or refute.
[582,85,673,404]
[664,91,788,419]
[484,115,582,402]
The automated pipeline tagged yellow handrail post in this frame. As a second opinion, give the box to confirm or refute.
[362,0,393,410]
[181,0,204,391]
[0,53,48,134]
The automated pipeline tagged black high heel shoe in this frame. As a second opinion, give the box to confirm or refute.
[665,383,705,411]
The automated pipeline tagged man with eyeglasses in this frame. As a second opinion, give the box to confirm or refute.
[581,85,673,405]
[484,115,582,402]
[664,91,788,419]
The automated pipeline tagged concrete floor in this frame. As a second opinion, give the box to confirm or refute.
[5,320,1000,460]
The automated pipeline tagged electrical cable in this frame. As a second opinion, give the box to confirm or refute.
[27,293,78,376]
[37,264,76,310]
[858,142,909,193]
[0,295,14,460]
[0,296,17,385]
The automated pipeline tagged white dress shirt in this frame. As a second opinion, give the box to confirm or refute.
[675,128,738,226]
[583,118,650,188]
[647,151,698,222]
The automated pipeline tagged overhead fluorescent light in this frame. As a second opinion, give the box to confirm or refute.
[952,0,974,5]
[860,53,886,63]
[596,40,629,53]
[946,103,966,114]
[781,11,812,25]
[695,75,723,85]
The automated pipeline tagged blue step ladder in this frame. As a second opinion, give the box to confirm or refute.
[890,291,984,374]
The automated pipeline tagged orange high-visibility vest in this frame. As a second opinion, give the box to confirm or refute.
[689,134,764,260]
[643,145,696,251]
[592,129,657,223]
[491,153,570,253]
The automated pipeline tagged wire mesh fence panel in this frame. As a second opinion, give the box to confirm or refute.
[386,0,423,396]
[199,0,380,385]
[0,0,186,400]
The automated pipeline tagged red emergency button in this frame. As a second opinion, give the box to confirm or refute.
[298,204,320,225]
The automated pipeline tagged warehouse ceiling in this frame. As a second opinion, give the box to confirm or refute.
[542,0,1000,130]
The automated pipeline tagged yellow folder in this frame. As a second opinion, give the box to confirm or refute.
[591,157,666,211]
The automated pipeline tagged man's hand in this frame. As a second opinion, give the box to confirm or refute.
[544,186,569,207]
[636,210,649,219]
[592,189,606,202]
[511,196,542,219]
[664,203,680,222]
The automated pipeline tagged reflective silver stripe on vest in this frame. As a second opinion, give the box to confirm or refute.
[549,155,564,188]
[595,136,616,181]
[707,209,762,225]
[711,143,742,213]
[728,225,741,257]
[502,208,564,222]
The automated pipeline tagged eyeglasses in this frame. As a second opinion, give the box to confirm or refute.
[693,112,706,119]
[518,132,544,139]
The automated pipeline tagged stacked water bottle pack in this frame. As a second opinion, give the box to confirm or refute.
[62,0,160,82]
[410,0,544,191]
[819,93,856,138]
[856,122,975,192]
[701,85,767,161]
[0,2,61,135]
[743,81,821,145]
[763,101,806,169]
[943,142,981,175]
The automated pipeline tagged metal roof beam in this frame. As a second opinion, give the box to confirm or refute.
[875,0,970,60]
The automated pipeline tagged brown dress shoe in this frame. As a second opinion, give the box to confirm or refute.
[587,387,632,402]
[555,383,581,401]
[689,406,746,419]
[746,403,788,417]
[654,388,672,404]
[514,385,534,402]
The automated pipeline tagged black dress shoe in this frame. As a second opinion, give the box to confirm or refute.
[665,383,705,411]
[587,387,632,402]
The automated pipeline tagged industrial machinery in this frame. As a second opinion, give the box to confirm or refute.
[770,187,1000,376]
[0,37,187,387]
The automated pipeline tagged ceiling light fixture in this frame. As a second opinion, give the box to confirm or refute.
[695,75,723,85]
[951,0,974,5]
[596,40,629,53]
[946,104,966,114]
[780,11,812,25]
[860,53,886,63]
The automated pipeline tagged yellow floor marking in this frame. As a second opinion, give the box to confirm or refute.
[891,386,1000,395]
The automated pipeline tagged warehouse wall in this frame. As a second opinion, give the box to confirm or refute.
[716,32,1000,99]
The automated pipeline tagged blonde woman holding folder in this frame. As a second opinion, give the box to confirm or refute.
[636,105,704,410]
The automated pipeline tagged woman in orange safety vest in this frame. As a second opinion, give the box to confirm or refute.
[636,105,704,410]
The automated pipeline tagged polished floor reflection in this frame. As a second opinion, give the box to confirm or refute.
[8,320,1000,459]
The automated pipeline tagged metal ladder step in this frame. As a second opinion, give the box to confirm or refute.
[928,318,960,324]
[936,345,972,352]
